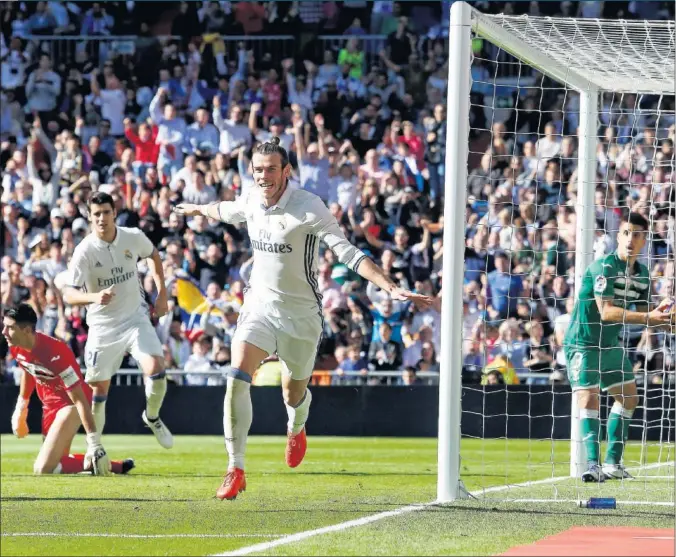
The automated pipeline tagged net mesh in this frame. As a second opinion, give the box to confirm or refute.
[460,11,675,505]
[474,15,675,94]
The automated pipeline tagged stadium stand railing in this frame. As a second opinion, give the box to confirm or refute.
[103,368,609,387]
[23,33,297,69]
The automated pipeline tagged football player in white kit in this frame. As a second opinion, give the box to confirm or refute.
[61,192,173,449]
[175,137,432,500]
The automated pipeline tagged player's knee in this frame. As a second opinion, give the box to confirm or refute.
[145,357,165,377]
[282,389,304,408]
[622,395,638,412]
[576,389,599,409]
[90,381,110,397]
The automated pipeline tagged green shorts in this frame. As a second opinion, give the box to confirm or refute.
[563,346,635,391]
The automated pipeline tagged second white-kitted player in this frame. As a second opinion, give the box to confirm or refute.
[175,137,432,500]
[61,191,173,449]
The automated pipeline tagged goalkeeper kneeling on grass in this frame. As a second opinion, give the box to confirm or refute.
[3,304,134,476]
[563,213,674,482]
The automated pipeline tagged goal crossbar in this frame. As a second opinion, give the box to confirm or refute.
[471,11,676,94]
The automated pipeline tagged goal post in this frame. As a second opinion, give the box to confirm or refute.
[437,0,473,503]
[438,2,675,503]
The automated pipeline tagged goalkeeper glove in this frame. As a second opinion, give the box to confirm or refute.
[11,398,29,439]
[84,432,112,476]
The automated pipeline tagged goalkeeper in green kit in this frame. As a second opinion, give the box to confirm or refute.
[563,213,675,482]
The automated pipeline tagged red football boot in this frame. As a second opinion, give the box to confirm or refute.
[285,428,307,468]
[216,468,246,500]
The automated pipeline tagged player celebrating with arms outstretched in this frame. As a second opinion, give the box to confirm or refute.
[564,213,674,482]
[175,137,433,500]
[61,192,173,449]
[5,304,133,475]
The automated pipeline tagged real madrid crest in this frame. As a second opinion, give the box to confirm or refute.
[124,249,133,260]
[277,217,286,231]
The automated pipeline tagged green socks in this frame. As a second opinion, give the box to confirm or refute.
[580,408,601,464]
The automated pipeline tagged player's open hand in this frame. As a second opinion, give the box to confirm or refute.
[96,285,115,306]
[656,297,675,313]
[11,400,29,439]
[647,306,674,328]
[173,203,202,217]
[389,287,433,310]
[84,434,112,476]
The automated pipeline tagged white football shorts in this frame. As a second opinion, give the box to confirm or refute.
[233,309,323,381]
[84,316,163,383]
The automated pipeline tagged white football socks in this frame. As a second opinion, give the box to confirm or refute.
[224,376,253,471]
[145,373,167,420]
[286,389,312,435]
[92,397,107,434]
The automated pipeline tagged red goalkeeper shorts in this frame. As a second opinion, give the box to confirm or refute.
[41,403,72,436]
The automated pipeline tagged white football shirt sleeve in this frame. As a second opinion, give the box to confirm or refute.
[217,193,248,224]
[306,197,368,272]
[66,245,91,289]
[130,228,154,258]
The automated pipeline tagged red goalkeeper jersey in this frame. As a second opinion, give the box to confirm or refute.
[10,333,91,409]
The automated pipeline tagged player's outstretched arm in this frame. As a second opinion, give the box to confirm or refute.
[174,198,246,224]
[356,257,433,310]
[68,385,112,476]
[308,197,432,311]
[596,297,673,328]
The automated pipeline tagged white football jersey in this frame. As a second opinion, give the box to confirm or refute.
[217,186,367,318]
[66,226,154,331]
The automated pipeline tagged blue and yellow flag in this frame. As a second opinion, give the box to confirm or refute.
[172,275,224,337]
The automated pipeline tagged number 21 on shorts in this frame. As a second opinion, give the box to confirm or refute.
[85,348,99,369]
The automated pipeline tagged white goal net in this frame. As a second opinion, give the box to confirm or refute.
[440,3,675,506]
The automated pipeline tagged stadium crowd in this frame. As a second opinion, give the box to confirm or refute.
[1,1,674,388]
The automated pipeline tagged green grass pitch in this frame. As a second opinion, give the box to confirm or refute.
[1,435,673,556]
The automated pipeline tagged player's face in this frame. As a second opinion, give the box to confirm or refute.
[2,317,29,348]
[89,202,116,238]
[251,153,291,205]
[617,223,647,260]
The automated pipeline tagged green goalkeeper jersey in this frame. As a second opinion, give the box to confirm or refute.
[564,251,650,350]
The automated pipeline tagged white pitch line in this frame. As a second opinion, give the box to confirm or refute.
[508,499,675,507]
[211,474,570,557]
[213,460,674,557]
[2,533,283,539]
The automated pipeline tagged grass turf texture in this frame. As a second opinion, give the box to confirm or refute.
[1,435,673,556]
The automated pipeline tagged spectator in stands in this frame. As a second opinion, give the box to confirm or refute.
[1,37,30,93]
[27,1,57,35]
[26,54,61,117]
[401,366,423,386]
[80,3,114,36]
[150,87,186,180]
[416,341,439,373]
[522,319,553,384]
[369,322,403,372]
[184,335,221,386]
[486,250,523,320]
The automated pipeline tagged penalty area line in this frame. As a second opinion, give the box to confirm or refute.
[213,461,674,556]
